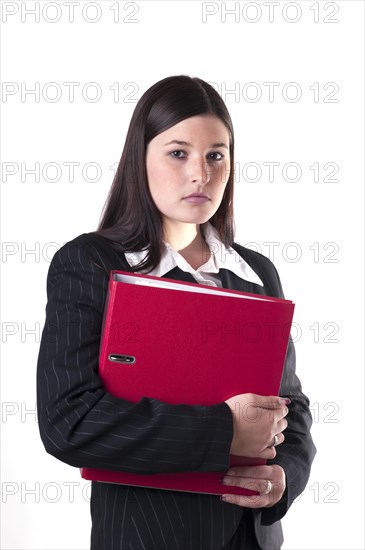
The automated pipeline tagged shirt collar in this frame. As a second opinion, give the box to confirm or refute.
[124,222,263,286]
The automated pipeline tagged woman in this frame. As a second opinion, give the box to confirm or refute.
[37,75,316,550]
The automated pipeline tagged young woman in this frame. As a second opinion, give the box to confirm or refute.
[37,75,316,550]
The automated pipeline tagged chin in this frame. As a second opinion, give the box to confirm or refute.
[162,205,218,226]
[180,214,213,225]
[180,206,217,224]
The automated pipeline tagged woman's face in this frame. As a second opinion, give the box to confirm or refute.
[145,114,231,228]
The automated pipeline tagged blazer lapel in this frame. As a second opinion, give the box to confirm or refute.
[219,268,254,293]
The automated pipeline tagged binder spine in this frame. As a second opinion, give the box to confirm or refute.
[98,273,118,373]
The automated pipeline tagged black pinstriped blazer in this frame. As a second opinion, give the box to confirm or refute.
[36,231,316,550]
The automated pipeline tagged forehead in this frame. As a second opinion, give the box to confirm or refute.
[152,114,230,146]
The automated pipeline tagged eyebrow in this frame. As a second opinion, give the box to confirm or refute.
[163,139,229,149]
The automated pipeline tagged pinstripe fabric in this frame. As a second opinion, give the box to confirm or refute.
[37,232,316,550]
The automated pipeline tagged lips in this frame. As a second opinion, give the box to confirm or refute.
[183,193,210,204]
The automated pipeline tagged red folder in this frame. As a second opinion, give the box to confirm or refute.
[81,271,295,496]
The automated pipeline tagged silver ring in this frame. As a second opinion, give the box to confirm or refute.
[273,435,279,447]
[265,480,273,494]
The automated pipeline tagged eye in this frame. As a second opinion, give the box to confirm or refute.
[169,150,186,159]
[207,152,224,161]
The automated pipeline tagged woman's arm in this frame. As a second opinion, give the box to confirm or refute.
[36,237,234,474]
[260,333,316,523]
[261,260,317,523]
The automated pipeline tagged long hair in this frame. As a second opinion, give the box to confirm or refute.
[93,75,236,272]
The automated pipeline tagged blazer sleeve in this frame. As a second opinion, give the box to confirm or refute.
[256,258,317,525]
[36,237,234,474]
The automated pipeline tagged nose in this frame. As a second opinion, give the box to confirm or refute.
[189,157,211,185]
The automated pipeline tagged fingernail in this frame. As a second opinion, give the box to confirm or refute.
[223,476,233,485]
[281,398,291,405]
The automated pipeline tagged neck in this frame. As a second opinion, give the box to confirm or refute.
[163,220,201,249]
[163,220,211,268]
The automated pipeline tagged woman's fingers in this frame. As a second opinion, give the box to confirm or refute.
[220,464,286,508]
[226,393,290,458]
[258,445,277,459]
[221,474,273,495]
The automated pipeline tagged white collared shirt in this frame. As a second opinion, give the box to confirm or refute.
[124,222,263,288]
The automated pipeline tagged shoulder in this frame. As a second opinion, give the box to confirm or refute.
[231,242,284,297]
[48,231,127,277]
[58,231,116,254]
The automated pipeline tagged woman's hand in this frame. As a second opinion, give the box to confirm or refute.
[224,393,290,459]
[220,464,286,508]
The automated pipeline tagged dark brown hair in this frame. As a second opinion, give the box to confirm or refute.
[93,74,235,272]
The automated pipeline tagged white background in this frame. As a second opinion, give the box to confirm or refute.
[1,1,364,549]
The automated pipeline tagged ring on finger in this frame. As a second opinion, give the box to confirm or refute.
[264,480,272,494]
[273,434,279,447]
